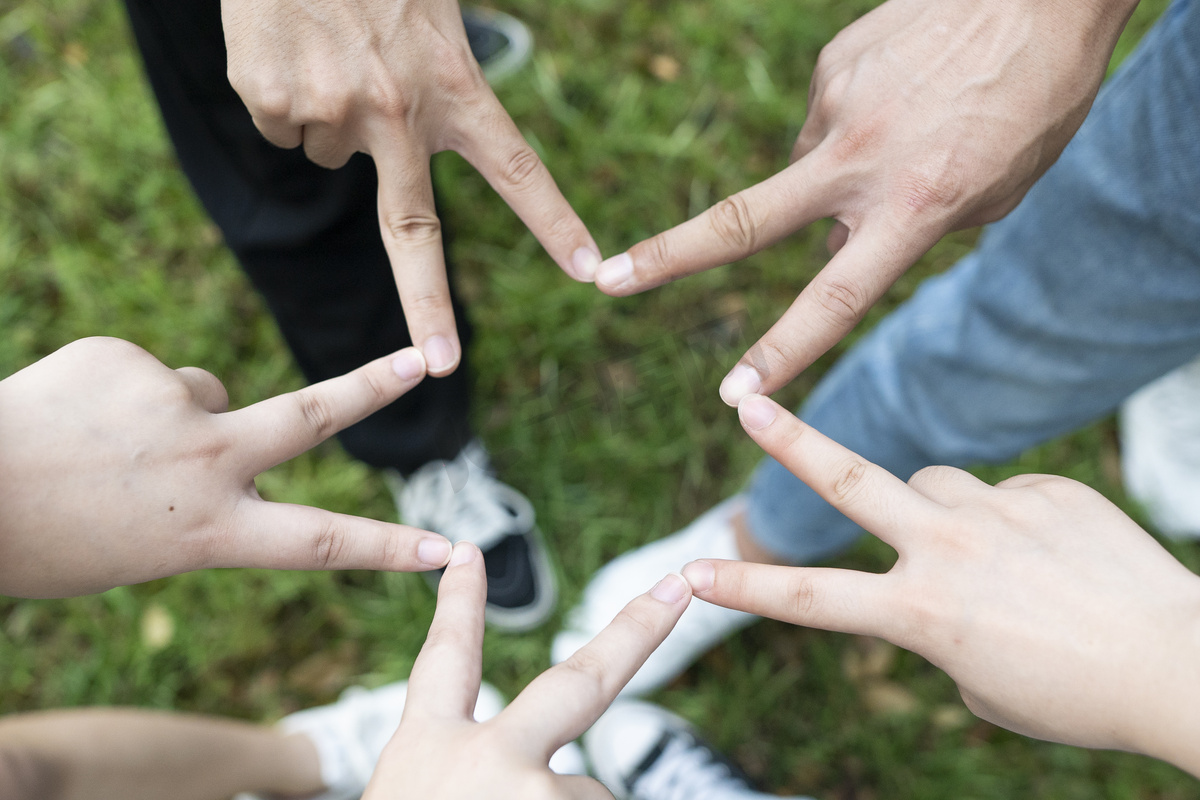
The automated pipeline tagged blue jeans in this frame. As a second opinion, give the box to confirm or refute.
[747,0,1200,562]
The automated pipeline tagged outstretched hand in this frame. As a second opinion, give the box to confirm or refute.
[364,543,692,799]
[683,394,1200,776]
[596,0,1135,404]
[0,337,452,598]
[222,0,601,376]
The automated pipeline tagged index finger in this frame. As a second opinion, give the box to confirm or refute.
[681,559,891,636]
[593,155,838,296]
[223,347,426,476]
[496,574,691,760]
[374,142,462,377]
[404,543,488,721]
[717,219,939,403]
[461,94,603,282]
[737,394,942,549]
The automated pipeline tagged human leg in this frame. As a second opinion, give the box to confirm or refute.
[557,0,1200,688]
[746,0,1200,562]
[119,0,473,473]
[119,0,555,626]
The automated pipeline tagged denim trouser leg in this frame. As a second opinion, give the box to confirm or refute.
[747,0,1200,563]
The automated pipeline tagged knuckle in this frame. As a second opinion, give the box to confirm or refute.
[438,55,486,97]
[784,572,816,620]
[540,205,581,245]
[358,367,392,407]
[307,87,350,126]
[709,193,760,253]
[430,37,483,95]
[159,378,198,409]
[406,289,450,316]
[383,212,442,246]
[828,122,882,164]
[365,76,409,118]
[994,473,1076,503]
[378,531,400,569]
[897,159,966,217]
[253,82,293,119]
[639,232,674,275]
[68,335,138,359]
[311,519,347,569]
[810,274,869,328]
[812,68,850,121]
[295,390,338,439]
[745,338,797,382]
[497,145,544,190]
[560,648,610,695]
[617,601,661,642]
[908,465,961,493]
[1023,474,1084,502]
[830,457,869,504]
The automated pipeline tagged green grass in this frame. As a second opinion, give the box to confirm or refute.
[2,0,1198,797]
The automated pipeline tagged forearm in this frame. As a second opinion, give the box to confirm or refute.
[0,709,322,800]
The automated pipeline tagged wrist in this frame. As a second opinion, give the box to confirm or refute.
[1122,577,1200,777]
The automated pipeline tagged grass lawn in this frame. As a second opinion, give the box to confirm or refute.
[2,0,1198,797]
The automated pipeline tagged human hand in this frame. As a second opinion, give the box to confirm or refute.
[222,0,601,376]
[364,542,692,799]
[596,0,1137,404]
[683,394,1200,776]
[0,337,453,598]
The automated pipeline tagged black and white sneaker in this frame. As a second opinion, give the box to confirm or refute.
[463,7,533,86]
[387,439,557,632]
[585,700,813,800]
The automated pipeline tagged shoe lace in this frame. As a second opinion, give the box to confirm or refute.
[399,442,533,549]
[631,733,753,800]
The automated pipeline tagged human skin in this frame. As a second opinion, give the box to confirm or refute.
[683,394,1200,777]
[221,0,602,376]
[594,0,1140,404]
[363,543,693,799]
[0,710,322,800]
[0,337,452,598]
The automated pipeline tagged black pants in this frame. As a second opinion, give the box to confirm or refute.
[122,0,473,474]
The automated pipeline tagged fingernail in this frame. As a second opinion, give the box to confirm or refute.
[572,246,601,282]
[391,348,426,382]
[597,252,633,289]
[719,364,762,406]
[738,394,777,430]
[417,537,452,567]
[681,560,715,593]
[423,336,458,373]
[448,541,476,567]
[650,572,688,604]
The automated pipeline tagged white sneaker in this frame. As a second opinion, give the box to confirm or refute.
[234,681,506,800]
[463,7,534,86]
[552,497,757,696]
[585,700,813,800]
[387,439,557,631]
[1120,356,1200,539]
